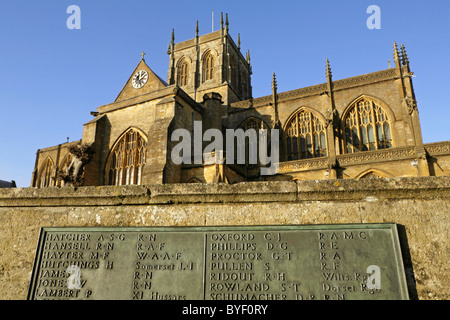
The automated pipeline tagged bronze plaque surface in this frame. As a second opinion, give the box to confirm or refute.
[28,224,409,300]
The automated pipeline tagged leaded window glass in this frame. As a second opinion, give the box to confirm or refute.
[178,60,189,87]
[344,99,392,153]
[107,128,147,185]
[286,109,327,160]
[236,118,270,167]
[204,52,214,81]
[38,157,54,188]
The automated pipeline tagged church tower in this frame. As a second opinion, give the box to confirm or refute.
[167,13,252,105]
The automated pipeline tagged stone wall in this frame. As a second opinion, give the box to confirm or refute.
[0,176,449,300]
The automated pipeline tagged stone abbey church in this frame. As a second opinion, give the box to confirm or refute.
[31,17,450,188]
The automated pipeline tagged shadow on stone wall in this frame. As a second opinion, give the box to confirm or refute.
[397,224,418,300]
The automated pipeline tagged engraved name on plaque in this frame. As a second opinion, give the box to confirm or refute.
[28,224,409,300]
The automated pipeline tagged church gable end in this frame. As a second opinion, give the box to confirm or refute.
[115,56,168,102]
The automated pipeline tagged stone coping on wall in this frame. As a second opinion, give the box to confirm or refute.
[0,176,448,207]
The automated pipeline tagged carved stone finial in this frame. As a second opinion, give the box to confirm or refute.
[225,13,229,33]
[400,44,409,66]
[140,51,146,61]
[271,72,279,128]
[326,59,332,78]
[393,42,400,62]
[168,29,175,56]
[272,72,277,92]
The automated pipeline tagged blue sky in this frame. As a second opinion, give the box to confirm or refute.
[0,0,449,187]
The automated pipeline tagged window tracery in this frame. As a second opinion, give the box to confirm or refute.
[203,52,214,81]
[57,153,73,187]
[178,59,189,87]
[286,109,327,160]
[107,128,147,185]
[38,157,54,187]
[344,99,392,153]
[236,118,270,166]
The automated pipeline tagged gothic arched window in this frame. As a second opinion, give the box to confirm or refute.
[57,153,73,187]
[203,52,214,81]
[235,118,270,167]
[241,117,265,132]
[344,98,392,153]
[359,171,384,179]
[286,109,327,160]
[178,59,189,87]
[107,128,147,186]
[38,157,54,187]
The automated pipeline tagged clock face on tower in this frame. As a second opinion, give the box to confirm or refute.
[132,70,149,89]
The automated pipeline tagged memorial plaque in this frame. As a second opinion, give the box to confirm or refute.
[28,223,409,300]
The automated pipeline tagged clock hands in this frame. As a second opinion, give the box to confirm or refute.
[132,70,148,89]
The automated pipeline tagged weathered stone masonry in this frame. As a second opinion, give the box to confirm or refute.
[0,177,449,300]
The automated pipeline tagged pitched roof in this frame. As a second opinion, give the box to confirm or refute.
[0,180,16,188]
[114,59,168,102]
